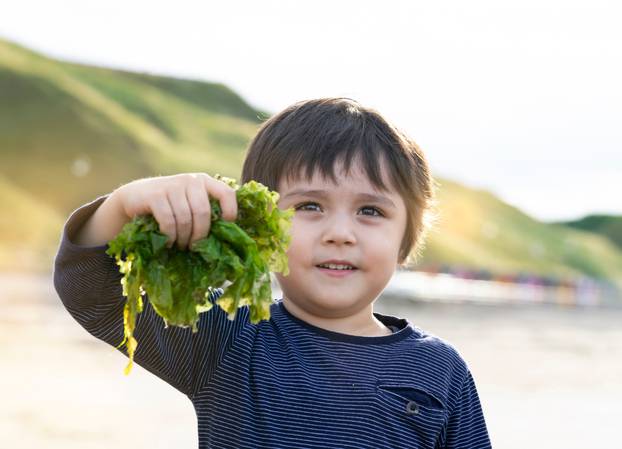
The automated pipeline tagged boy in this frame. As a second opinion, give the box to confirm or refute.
[54,97,492,448]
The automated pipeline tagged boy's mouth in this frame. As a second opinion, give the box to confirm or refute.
[315,261,359,277]
[315,260,358,270]
[316,264,357,270]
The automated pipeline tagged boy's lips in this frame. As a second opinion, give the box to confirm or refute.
[315,259,358,268]
[315,259,359,278]
[315,266,358,277]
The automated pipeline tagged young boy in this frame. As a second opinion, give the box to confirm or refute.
[53,97,492,448]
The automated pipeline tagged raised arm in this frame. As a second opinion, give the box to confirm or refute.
[72,188,130,247]
[73,173,238,249]
[53,174,244,397]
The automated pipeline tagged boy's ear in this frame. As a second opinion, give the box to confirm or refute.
[396,255,409,270]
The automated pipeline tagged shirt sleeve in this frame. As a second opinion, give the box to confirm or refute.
[439,369,492,449]
[52,194,249,399]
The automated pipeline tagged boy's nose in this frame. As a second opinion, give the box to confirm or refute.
[321,214,357,245]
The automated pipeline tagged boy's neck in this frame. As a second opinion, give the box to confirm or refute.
[281,297,393,337]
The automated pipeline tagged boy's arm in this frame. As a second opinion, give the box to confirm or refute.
[53,195,246,398]
[439,370,492,449]
[72,189,130,247]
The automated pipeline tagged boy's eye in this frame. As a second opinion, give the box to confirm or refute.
[294,202,321,212]
[294,202,384,217]
[361,206,384,217]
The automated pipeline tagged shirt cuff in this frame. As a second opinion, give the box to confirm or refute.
[59,193,112,256]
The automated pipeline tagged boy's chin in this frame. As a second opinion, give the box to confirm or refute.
[298,295,373,317]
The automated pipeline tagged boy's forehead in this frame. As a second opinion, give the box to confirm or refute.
[277,157,393,193]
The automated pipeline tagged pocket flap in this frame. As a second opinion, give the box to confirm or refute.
[377,384,445,410]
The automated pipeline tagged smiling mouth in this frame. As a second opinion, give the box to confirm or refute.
[315,265,358,270]
[315,266,359,276]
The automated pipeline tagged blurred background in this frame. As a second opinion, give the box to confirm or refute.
[1,1,621,448]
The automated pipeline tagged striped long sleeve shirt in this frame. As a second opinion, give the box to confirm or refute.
[53,195,492,449]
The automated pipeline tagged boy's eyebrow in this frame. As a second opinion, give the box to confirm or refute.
[281,189,397,209]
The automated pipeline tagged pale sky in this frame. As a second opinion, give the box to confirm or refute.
[2,0,620,222]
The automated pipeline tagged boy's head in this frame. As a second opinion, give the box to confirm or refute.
[241,97,438,268]
[241,97,438,322]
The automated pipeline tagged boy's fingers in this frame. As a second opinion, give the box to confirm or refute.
[186,182,211,246]
[167,188,192,249]
[203,175,238,221]
[150,195,177,248]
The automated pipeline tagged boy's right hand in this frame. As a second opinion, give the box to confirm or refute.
[114,173,238,250]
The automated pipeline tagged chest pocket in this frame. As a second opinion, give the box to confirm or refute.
[376,382,447,448]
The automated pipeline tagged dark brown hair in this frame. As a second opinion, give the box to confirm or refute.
[241,97,438,267]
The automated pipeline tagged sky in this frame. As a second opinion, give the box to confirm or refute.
[2,0,620,222]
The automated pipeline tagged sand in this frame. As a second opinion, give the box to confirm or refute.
[1,273,620,448]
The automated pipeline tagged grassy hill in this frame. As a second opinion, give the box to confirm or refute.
[0,174,64,273]
[1,36,622,293]
[0,38,262,216]
[418,179,622,286]
[553,215,622,251]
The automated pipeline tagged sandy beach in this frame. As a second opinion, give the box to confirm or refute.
[1,273,620,448]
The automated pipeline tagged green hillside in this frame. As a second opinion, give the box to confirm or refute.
[1,36,622,292]
[0,38,261,216]
[553,215,622,251]
[0,174,64,273]
[417,179,622,287]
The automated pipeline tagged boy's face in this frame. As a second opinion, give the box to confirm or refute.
[275,156,407,320]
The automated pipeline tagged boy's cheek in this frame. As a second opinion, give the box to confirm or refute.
[287,218,309,240]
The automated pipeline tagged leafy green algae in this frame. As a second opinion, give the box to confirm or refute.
[105,175,293,375]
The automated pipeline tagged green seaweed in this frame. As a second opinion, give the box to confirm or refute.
[105,175,293,375]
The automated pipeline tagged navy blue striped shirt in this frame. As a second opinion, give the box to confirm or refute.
[53,195,492,448]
